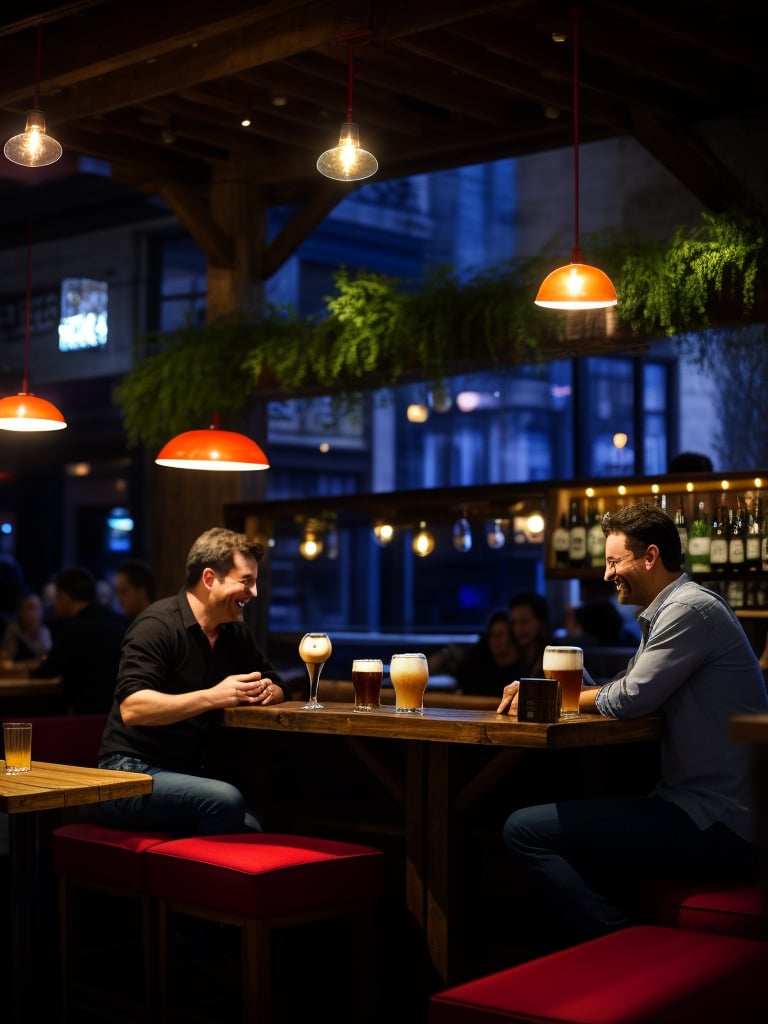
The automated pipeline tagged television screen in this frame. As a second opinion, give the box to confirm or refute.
[58,278,108,351]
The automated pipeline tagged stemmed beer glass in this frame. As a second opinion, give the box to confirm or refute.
[298,632,332,710]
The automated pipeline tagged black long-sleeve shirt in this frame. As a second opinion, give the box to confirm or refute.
[98,589,286,773]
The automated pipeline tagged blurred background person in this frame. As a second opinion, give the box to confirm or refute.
[0,588,52,669]
[455,609,520,695]
[508,591,550,679]
[31,566,128,714]
[114,558,158,621]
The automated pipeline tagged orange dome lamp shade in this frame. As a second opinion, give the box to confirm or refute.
[0,393,66,432]
[534,12,617,311]
[0,225,67,432]
[155,415,269,472]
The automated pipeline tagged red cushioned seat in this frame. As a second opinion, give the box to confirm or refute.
[145,832,384,917]
[428,926,768,1024]
[52,821,171,890]
[146,833,384,1024]
[52,822,172,1022]
[641,878,767,939]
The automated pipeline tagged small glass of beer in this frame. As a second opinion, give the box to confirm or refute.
[542,645,583,718]
[351,658,383,712]
[389,653,429,714]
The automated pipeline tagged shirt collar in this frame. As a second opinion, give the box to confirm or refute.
[637,572,689,633]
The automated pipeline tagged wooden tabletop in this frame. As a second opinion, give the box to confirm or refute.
[0,676,61,698]
[0,761,152,814]
[223,702,661,749]
[731,714,768,744]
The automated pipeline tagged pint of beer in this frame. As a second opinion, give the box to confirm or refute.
[542,645,583,718]
[352,658,383,712]
[389,653,429,714]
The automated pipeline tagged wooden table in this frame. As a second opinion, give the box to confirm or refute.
[0,760,153,1024]
[0,675,60,698]
[223,702,661,985]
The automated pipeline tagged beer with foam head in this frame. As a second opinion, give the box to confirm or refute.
[352,658,383,711]
[542,645,583,718]
[389,653,429,714]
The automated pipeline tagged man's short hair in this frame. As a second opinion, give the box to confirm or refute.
[602,503,682,571]
[508,590,549,624]
[185,528,264,587]
[55,566,96,603]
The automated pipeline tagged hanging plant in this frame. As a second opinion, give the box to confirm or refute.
[114,210,768,449]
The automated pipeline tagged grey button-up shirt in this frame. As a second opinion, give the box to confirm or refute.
[595,574,768,841]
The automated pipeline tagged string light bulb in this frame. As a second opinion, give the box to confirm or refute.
[412,522,435,558]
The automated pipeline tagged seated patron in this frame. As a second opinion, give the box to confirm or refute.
[114,558,158,621]
[498,504,768,951]
[97,527,289,837]
[1,589,52,667]
[31,566,128,713]
[507,591,550,680]
[454,610,520,695]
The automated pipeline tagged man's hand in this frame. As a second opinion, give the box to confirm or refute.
[497,680,520,716]
[217,672,284,707]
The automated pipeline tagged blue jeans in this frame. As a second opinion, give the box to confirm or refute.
[96,755,263,836]
[502,795,759,948]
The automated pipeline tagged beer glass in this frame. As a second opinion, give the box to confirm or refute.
[351,658,383,712]
[542,645,583,718]
[3,722,32,774]
[389,653,428,714]
[298,632,332,710]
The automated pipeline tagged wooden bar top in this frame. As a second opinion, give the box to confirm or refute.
[223,702,661,749]
[0,761,152,814]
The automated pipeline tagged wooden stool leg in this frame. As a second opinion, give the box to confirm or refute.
[155,898,171,1024]
[354,902,378,1024]
[242,920,271,1024]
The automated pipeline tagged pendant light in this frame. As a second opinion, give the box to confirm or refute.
[155,414,269,471]
[317,30,378,182]
[535,12,617,310]
[4,23,62,168]
[0,227,66,432]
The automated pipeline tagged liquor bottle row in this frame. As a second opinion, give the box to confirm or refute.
[705,577,768,611]
[550,491,767,576]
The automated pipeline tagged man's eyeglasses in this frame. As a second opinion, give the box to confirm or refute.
[605,554,635,572]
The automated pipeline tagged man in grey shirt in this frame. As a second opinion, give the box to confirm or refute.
[498,503,767,949]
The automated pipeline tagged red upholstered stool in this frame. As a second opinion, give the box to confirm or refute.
[52,822,172,1022]
[145,833,384,1024]
[428,925,768,1024]
[640,878,767,939]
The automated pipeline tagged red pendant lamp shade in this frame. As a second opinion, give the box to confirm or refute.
[535,13,617,311]
[0,226,67,433]
[155,416,269,471]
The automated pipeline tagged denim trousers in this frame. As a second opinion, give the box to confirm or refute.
[502,795,759,948]
[96,755,263,836]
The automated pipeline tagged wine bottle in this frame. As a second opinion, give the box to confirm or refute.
[746,495,762,574]
[674,502,688,566]
[568,498,587,569]
[728,498,745,575]
[709,506,728,574]
[552,513,570,569]
[587,503,606,568]
[687,501,711,574]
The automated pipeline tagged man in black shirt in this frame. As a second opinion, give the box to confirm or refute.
[97,527,288,836]
[31,566,127,713]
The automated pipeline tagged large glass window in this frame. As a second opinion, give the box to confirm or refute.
[148,234,207,331]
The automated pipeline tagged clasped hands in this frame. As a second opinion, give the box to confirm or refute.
[224,671,283,706]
